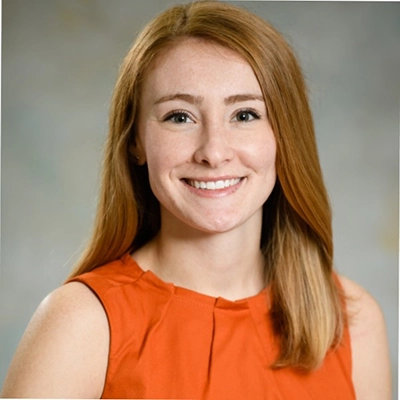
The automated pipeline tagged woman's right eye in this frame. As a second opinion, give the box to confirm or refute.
[164,111,194,124]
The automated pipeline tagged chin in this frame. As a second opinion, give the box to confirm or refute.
[186,216,249,235]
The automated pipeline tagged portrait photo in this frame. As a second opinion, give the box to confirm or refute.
[1,1,398,398]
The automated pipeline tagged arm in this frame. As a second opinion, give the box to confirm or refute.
[339,275,391,400]
[1,282,109,398]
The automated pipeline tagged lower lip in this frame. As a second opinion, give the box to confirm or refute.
[182,178,244,198]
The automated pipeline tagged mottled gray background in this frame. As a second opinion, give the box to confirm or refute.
[1,0,398,397]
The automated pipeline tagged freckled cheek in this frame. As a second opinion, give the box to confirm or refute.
[247,139,276,172]
[145,142,188,181]
[145,132,191,162]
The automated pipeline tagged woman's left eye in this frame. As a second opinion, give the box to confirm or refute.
[234,110,260,122]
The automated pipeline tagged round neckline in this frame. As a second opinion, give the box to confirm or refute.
[121,252,269,310]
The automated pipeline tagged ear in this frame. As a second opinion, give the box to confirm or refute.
[129,141,146,166]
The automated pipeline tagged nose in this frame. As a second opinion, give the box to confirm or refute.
[193,123,235,167]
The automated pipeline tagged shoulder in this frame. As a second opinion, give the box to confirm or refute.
[337,275,391,400]
[41,280,106,315]
[1,282,109,398]
[38,282,109,336]
[338,275,387,342]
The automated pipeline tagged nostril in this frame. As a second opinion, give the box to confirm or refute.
[193,138,234,167]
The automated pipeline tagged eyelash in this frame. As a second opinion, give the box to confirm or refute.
[234,108,261,122]
[163,110,192,123]
[162,108,262,124]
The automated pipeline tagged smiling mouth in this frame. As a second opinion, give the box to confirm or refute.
[186,178,242,190]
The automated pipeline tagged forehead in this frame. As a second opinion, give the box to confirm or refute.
[142,38,262,96]
[153,38,243,66]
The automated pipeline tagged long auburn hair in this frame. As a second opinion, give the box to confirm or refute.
[68,0,344,370]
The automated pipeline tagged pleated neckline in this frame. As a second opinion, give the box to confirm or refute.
[121,252,270,311]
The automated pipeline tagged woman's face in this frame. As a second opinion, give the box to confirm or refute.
[136,38,276,235]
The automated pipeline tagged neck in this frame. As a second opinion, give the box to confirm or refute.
[133,212,266,301]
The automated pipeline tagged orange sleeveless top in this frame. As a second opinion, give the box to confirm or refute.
[68,253,356,399]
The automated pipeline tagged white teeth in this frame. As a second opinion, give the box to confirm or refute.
[206,181,216,190]
[189,178,241,190]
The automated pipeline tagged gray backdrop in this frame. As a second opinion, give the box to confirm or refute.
[1,0,398,397]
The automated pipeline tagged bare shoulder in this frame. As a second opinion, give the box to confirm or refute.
[1,282,109,398]
[338,275,391,400]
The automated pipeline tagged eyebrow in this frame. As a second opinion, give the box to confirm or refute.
[224,94,265,105]
[154,93,265,106]
[154,93,203,106]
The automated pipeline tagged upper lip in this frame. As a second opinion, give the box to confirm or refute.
[182,176,243,182]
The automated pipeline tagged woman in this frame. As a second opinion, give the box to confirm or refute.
[1,1,391,399]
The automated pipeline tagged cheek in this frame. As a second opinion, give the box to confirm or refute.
[268,146,277,172]
[144,142,187,195]
[146,145,183,175]
[249,136,277,172]
[143,131,192,171]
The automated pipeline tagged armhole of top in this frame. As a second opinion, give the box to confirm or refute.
[333,272,356,395]
[65,278,112,399]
